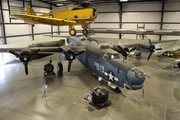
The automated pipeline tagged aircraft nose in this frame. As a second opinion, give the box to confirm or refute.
[127,67,146,90]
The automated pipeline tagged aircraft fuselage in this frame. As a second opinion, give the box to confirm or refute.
[66,36,146,90]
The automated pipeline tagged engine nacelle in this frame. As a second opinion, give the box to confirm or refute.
[112,45,129,53]
[59,46,76,61]
[138,43,155,52]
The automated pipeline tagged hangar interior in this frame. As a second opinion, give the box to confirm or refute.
[0,0,180,120]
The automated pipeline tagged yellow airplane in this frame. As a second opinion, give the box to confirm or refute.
[10,4,97,36]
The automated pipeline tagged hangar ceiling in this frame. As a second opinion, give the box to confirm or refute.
[37,0,164,7]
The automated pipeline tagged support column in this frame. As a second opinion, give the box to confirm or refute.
[50,4,53,38]
[58,26,60,35]
[7,0,11,23]
[30,0,34,40]
[0,0,7,44]
[118,2,122,39]
[159,1,165,41]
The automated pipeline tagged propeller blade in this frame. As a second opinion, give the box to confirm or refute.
[147,52,153,61]
[24,64,28,75]
[117,45,128,58]
[8,50,21,58]
[146,39,155,61]
[68,61,72,73]
[75,51,85,56]
[129,46,137,52]
[149,39,152,46]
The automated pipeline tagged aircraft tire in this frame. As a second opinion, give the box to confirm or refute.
[69,28,77,36]
[82,28,88,35]
[177,62,180,68]
[49,14,54,18]
[57,62,63,75]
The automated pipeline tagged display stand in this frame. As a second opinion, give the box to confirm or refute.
[90,86,111,110]
[82,93,92,112]
[41,84,48,100]
[89,100,111,110]
[85,101,90,111]
[141,88,146,101]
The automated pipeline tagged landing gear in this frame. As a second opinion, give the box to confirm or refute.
[177,62,180,68]
[82,28,88,36]
[48,14,54,18]
[115,87,122,93]
[69,28,77,36]
[57,62,63,76]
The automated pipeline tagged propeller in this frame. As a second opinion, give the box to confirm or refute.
[67,50,85,73]
[58,48,85,73]
[147,39,155,61]
[117,45,129,59]
[8,49,40,75]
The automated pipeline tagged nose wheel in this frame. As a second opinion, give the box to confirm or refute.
[82,28,88,36]
[69,28,77,36]
[57,62,63,76]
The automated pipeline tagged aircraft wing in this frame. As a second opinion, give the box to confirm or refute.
[67,16,91,20]
[0,46,86,54]
[120,39,179,48]
[89,37,179,48]
[88,29,180,36]
[10,14,76,26]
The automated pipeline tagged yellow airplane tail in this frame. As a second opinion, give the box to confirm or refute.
[26,5,37,15]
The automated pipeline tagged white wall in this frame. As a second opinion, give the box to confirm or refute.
[0,0,56,44]
[87,1,180,40]
[1,1,180,43]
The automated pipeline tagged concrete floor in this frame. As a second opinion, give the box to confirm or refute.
[0,48,180,120]
[0,37,180,120]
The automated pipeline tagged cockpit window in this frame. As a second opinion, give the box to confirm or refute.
[100,44,111,50]
[130,67,145,78]
[103,53,122,60]
[52,4,74,12]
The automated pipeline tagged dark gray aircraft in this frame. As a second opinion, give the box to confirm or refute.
[0,36,177,91]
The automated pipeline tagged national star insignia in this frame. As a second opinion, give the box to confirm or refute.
[108,71,114,81]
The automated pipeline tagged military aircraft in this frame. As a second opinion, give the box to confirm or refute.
[160,50,180,68]
[10,4,97,36]
[0,36,148,92]
[0,36,178,92]
[161,50,180,61]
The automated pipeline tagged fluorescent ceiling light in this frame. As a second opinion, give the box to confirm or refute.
[120,0,128,2]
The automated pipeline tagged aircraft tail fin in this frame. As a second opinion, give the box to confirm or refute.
[26,5,37,16]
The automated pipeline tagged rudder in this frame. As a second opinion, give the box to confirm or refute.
[26,5,37,15]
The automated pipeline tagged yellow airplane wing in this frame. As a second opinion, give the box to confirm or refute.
[11,14,76,26]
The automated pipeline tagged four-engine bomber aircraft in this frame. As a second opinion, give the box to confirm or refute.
[10,4,97,36]
[0,36,178,91]
[0,36,148,91]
